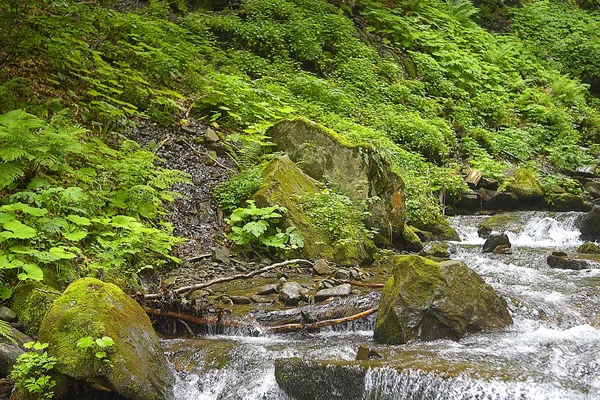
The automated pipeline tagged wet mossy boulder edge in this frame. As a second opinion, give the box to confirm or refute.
[38,278,173,400]
[11,282,60,337]
[373,255,512,344]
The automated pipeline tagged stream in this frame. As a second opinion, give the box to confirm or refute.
[165,212,600,399]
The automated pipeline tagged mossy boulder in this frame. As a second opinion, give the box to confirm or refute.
[11,282,60,337]
[414,218,460,241]
[419,241,450,259]
[38,278,173,400]
[477,213,521,239]
[577,241,600,254]
[580,206,600,241]
[547,193,591,212]
[267,118,406,247]
[373,255,512,344]
[503,169,544,203]
[253,155,375,264]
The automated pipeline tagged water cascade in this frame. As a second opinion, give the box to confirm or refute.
[167,212,600,399]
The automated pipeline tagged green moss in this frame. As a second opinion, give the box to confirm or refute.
[577,241,600,254]
[11,282,60,337]
[38,278,170,400]
[503,169,544,201]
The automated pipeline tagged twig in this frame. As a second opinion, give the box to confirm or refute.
[183,253,212,263]
[154,136,171,154]
[347,281,384,288]
[143,259,313,300]
[266,308,378,333]
[181,139,236,173]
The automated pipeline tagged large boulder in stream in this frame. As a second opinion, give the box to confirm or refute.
[253,155,375,264]
[580,206,600,241]
[503,169,544,204]
[38,278,173,400]
[266,118,408,246]
[373,255,512,344]
[482,233,511,254]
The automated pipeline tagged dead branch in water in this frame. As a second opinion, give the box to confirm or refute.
[145,308,245,329]
[348,281,384,288]
[266,308,378,333]
[142,259,313,300]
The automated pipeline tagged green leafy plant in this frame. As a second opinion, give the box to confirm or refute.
[76,335,115,366]
[213,167,263,212]
[11,341,57,400]
[226,200,303,250]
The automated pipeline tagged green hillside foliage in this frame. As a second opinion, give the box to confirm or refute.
[1,0,599,239]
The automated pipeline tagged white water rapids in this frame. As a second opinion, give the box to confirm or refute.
[166,212,600,399]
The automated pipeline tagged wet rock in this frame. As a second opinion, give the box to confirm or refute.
[253,156,375,264]
[335,268,350,280]
[479,189,519,211]
[250,295,274,304]
[575,165,598,177]
[398,224,424,251]
[479,177,499,190]
[580,206,600,241]
[188,289,209,300]
[163,276,177,288]
[482,233,511,253]
[255,284,278,295]
[312,259,334,276]
[373,255,512,344]
[279,282,307,306]
[275,358,366,400]
[318,279,336,290]
[547,193,591,212]
[477,213,520,239]
[455,192,480,211]
[584,181,600,199]
[577,242,600,254]
[0,343,24,376]
[493,244,511,254]
[212,248,230,264]
[349,267,364,280]
[0,306,16,323]
[267,118,407,247]
[10,282,60,337]
[39,278,173,400]
[547,253,590,270]
[503,169,544,203]
[355,344,370,361]
[230,295,252,305]
[314,284,352,302]
[419,241,450,259]
[412,227,435,242]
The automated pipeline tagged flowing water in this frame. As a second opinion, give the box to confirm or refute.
[166,212,600,399]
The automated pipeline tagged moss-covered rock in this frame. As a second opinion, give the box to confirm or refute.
[503,169,544,203]
[419,241,450,259]
[38,278,172,400]
[547,193,591,212]
[11,282,60,337]
[577,241,600,254]
[267,118,407,247]
[415,218,460,241]
[399,223,424,252]
[477,213,521,239]
[373,255,512,344]
[253,155,375,264]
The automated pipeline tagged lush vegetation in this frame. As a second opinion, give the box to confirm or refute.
[1,0,600,279]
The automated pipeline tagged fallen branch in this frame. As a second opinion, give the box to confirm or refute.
[143,259,313,300]
[266,308,378,333]
[145,308,244,329]
[183,253,212,263]
[348,281,384,288]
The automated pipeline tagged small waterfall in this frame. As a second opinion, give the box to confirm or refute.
[510,213,583,248]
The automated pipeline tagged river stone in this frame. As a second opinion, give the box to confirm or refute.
[267,118,407,247]
[279,282,307,306]
[230,295,252,305]
[547,253,591,270]
[38,278,173,400]
[479,189,519,211]
[205,127,219,142]
[419,241,450,258]
[580,207,600,241]
[584,181,600,199]
[253,155,375,264]
[0,306,16,323]
[373,255,512,344]
[255,283,278,295]
[314,284,352,302]
[313,259,334,276]
[10,282,60,337]
[0,344,23,376]
[482,233,511,253]
[547,193,591,212]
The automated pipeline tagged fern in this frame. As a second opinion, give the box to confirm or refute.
[0,320,15,345]
[445,0,478,24]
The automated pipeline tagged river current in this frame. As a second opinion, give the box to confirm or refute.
[166,212,600,399]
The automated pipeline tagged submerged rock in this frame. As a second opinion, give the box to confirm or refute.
[253,155,375,264]
[482,233,511,253]
[373,255,512,344]
[38,278,173,400]
[547,252,591,270]
[267,118,407,246]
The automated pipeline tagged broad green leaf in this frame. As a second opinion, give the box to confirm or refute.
[63,230,88,241]
[259,235,286,248]
[95,351,107,359]
[242,220,268,237]
[0,213,11,224]
[20,264,44,281]
[27,177,50,189]
[33,342,48,350]
[76,336,94,348]
[111,215,136,228]
[49,247,77,259]
[0,285,12,300]
[66,215,91,226]
[3,220,36,239]
[9,245,31,254]
[2,203,47,216]
[96,336,114,348]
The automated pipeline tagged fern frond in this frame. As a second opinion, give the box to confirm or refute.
[0,147,31,162]
[0,162,25,189]
[0,319,16,345]
[238,141,263,169]
[446,0,478,24]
